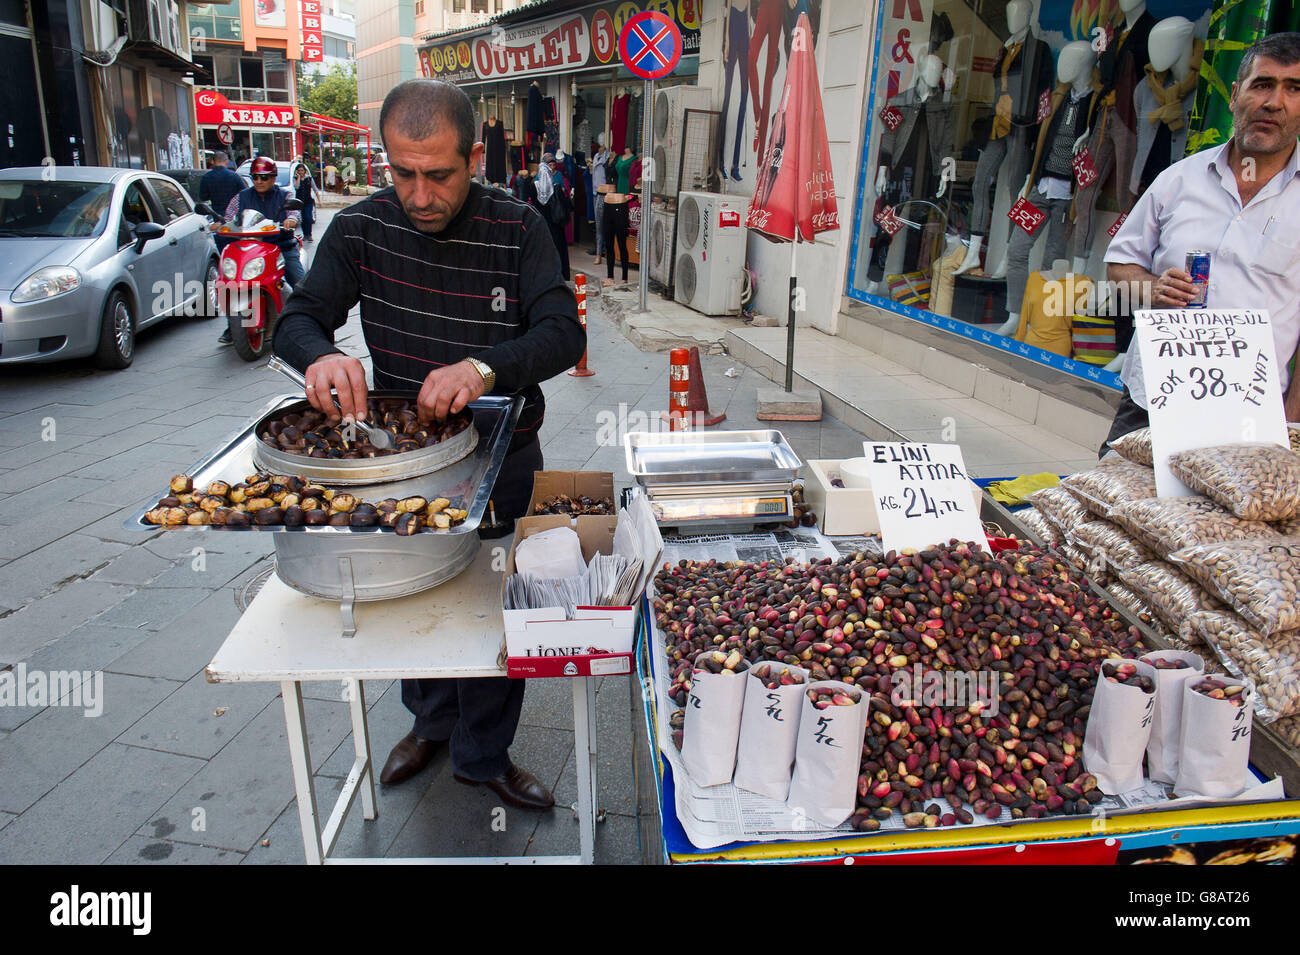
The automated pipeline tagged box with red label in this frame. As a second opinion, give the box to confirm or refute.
[502,512,662,678]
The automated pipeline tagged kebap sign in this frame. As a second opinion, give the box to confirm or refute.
[417,0,700,83]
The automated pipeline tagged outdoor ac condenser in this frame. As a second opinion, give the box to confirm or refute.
[673,191,746,316]
[652,85,713,201]
[645,202,675,288]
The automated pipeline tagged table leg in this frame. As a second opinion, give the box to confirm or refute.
[573,677,596,864]
[281,680,324,865]
[348,679,377,820]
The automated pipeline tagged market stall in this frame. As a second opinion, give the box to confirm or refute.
[622,424,1300,865]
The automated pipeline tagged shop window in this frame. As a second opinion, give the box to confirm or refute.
[452,0,465,13]
[848,0,1220,390]
[414,0,424,15]
[471,0,487,13]
[240,57,264,92]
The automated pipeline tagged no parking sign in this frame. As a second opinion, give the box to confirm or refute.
[619,11,682,81]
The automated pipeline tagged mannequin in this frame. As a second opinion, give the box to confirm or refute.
[954,0,1054,277]
[998,41,1098,338]
[1006,258,1091,357]
[1131,17,1200,196]
[1070,0,1155,275]
[615,145,637,195]
[590,133,610,264]
[601,188,630,286]
[866,54,956,295]
[526,79,545,155]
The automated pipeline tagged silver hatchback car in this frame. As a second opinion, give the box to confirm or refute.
[0,167,219,369]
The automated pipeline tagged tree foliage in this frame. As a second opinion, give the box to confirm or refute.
[297,63,357,123]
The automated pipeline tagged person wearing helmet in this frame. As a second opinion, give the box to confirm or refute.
[215,156,303,345]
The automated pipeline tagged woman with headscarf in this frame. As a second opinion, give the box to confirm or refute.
[293,161,321,243]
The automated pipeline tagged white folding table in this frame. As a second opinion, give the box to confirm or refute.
[205,541,599,864]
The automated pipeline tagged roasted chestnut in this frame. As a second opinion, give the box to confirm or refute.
[330,493,358,513]
[228,485,248,504]
[206,481,231,497]
[328,512,351,526]
[225,510,251,527]
[199,495,226,513]
[381,510,402,528]
[187,510,211,526]
[169,474,193,494]
[430,511,451,529]
[245,497,274,512]
[349,510,379,527]
[394,512,422,536]
[162,507,189,526]
[253,506,284,525]
[398,496,427,514]
[282,505,305,526]
[158,495,182,508]
[144,508,167,525]
[300,496,322,511]
[303,508,329,525]
[210,507,232,526]
[280,493,301,509]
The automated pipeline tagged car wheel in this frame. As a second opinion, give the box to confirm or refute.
[94,289,135,369]
[200,258,220,319]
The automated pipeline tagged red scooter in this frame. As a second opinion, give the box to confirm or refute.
[197,198,303,361]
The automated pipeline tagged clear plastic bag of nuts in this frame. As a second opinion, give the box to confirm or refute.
[1169,537,1300,636]
[1182,610,1300,723]
[1061,459,1158,519]
[1016,505,1065,547]
[1027,485,1095,538]
[1108,427,1154,467]
[1067,519,1152,573]
[1274,713,1300,750]
[1110,495,1279,555]
[1103,580,1175,640]
[1115,561,1223,636]
[1168,443,1300,522]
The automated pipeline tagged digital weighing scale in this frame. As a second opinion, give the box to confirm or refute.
[624,430,802,530]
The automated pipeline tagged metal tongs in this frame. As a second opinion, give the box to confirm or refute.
[266,356,394,450]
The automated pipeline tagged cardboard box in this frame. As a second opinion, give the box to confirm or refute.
[526,470,616,520]
[803,459,880,536]
[803,460,985,538]
[502,511,660,678]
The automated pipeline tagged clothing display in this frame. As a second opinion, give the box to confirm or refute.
[526,82,545,136]
[1006,193,1072,315]
[603,200,630,281]
[1012,271,1093,358]
[482,119,507,184]
[749,0,784,162]
[878,85,956,172]
[625,92,643,154]
[574,118,592,159]
[615,153,636,194]
[1131,53,1201,196]
[611,92,630,153]
[717,3,750,173]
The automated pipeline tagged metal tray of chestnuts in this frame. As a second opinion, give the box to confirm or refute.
[251,391,478,485]
[124,392,522,537]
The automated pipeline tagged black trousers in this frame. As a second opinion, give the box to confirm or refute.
[400,437,543,780]
[603,203,629,280]
[548,219,570,280]
[1100,387,1149,458]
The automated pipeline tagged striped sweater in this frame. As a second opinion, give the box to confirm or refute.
[273,182,583,450]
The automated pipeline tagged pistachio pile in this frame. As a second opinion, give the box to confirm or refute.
[1191,678,1249,708]
[655,541,1144,826]
[1142,656,1192,671]
[260,400,471,458]
[751,664,804,689]
[1101,661,1155,692]
[144,473,468,530]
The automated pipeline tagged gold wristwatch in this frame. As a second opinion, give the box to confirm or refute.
[466,356,496,392]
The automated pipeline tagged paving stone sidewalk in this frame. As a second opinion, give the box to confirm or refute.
[0,214,867,863]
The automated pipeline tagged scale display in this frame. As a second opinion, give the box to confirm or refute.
[648,495,791,524]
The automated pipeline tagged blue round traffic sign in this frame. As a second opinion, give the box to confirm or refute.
[619,11,682,81]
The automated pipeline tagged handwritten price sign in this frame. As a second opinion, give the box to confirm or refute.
[1106,211,1129,238]
[878,105,903,132]
[864,442,987,553]
[1008,196,1046,235]
[874,205,904,236]
[1072,148,1099,189]
[1037,89,1052,123]
[1135,308,1289,495]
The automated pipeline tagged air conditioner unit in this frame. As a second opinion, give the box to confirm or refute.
[652,85,712,200]
[645,202,675,288]
[673,191,746,316]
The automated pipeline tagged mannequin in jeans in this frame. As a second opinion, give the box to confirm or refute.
[998,41,1098,338]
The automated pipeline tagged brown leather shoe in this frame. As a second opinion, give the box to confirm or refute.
[454,762,555,811]
[379,733,444,785]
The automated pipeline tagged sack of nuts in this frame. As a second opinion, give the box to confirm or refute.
[1027,486,1096,538]
[680,649,750,787]
[1168,443,1300,522]
[1108,427,1154,467]
[1017,505,1065,547]
[1174,676,1256,799]
[1067,519,1152,574]
[1182,610,1300,723]
[1274,713,1300,750]
[1110,495,1279,555]
[786,682,870,827]
[1169,537,1300,637]
[1139,649,1206,784]
[1116,561,1223,638]
[1082,659,1158,793]
[733,663,810,801]
[1061,460,1158,520]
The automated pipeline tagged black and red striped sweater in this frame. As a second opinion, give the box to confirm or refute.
[273,182,583,451]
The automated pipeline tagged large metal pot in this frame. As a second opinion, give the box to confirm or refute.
[251,391,478,486]
[272,528,481,601]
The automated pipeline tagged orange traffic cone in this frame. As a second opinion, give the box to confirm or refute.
[662,346,725,429]
[569,273,595,377]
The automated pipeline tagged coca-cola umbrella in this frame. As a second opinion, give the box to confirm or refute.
[745,11,839,394]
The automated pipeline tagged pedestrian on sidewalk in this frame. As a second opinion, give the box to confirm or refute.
[293,162,321,243]
[601,190,630,285]
[534,152,572,280]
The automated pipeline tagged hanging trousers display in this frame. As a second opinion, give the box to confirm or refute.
[603,202,629,281]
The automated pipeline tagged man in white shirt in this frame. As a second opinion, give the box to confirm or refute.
[1102,32,1300,452]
